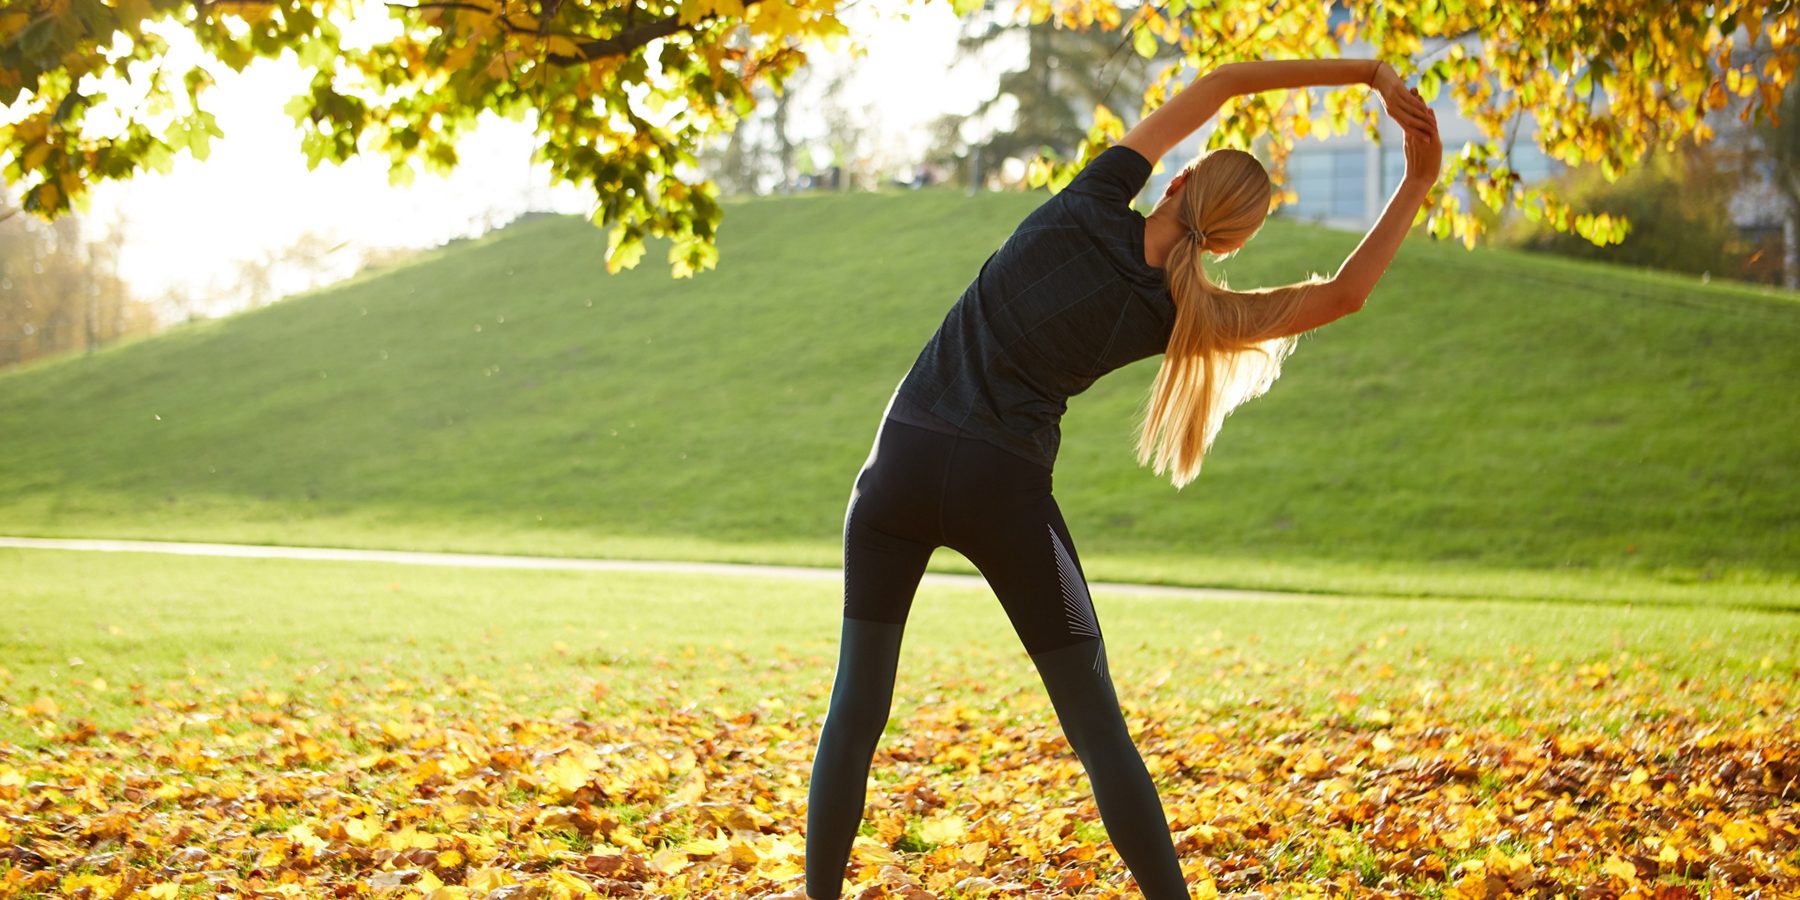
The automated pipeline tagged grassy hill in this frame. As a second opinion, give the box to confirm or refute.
[2,188,1796,605]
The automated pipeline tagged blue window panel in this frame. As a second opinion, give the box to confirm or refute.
[1331,149,1366,218]
[1286,147,1375,220]
[1287,151,1333,218]
[1381,146,1406,193]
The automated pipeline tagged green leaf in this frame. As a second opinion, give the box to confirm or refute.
[604,223,646,274]
[214,39,254,72]
[69,0,117,38]
[283,93,313,123]
[1131,27,1157,60]
[297,36,336,70]
[16,16,58,59]
[300,130,329,169]
[140,142,174,173]
[1419,68,1441,101]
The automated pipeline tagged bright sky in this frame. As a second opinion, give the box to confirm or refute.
[65,0,1003,318]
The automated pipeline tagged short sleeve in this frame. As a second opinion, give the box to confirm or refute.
[1059,144,1152,207]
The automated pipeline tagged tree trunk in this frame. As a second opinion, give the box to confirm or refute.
[772,82,793,195]
[1786,211,1798,290]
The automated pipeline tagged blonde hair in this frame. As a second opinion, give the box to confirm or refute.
[1137,148,1325,488]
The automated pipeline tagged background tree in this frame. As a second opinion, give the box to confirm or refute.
[965,7,1166,172]
[1027,0,1799,253]
[816,64,882,191]
[924,0,1167,190]
[704,60,805,196]
[4,0,1798,276]
[0,204,157,369]
[228,230,354,310]
[696,120,761,196]
[1,0,848,278]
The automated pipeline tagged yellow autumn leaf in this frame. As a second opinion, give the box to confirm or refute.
[1295,748,1329,777]
[464,867,515,891]
[916,813,966,845]
[545,754,593,797]
[648,846,687,875]
[343,816,381,845]
[850,836,897,865]
[20,696,58,718]
[1600,854,1639,881]
[680,835,729,857]
[755,834,802,861]
[388,824,437,850]
[609,825,645,851]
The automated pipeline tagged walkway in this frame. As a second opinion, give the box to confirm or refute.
[0,535,1309,602]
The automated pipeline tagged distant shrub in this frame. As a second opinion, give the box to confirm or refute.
[1499,144,1753,281]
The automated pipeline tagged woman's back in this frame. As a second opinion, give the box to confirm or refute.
[890,145,1177,469]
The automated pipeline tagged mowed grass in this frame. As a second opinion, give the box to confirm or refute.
[2,549,1796,897]
[0,189,1796,605]
[3,547,1793,749]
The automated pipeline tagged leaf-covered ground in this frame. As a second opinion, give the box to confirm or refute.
[2,549,1795,898]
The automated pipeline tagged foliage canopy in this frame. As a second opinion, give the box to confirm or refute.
[2,0,1797,275]
[1028,0,1800,252]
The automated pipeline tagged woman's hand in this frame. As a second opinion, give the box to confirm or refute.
[1401,99,1442,188]
[1372,61,1434,137]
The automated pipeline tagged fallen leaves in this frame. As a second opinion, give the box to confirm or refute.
[0,643,1795,899]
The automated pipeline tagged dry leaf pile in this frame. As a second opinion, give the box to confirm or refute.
[0,651,1795,899]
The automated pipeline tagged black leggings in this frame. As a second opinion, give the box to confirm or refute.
[803,416,1189,899]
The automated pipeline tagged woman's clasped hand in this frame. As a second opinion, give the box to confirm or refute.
[1371,60,1435,138]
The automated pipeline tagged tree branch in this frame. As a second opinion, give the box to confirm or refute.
[555,0,765,65]
[386,1,554,39]
[386,0,767,66]
[388,1,494,13]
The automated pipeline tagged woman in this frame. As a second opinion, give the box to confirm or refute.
[788,58,1442,900]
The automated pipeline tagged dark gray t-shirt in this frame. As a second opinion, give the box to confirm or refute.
[889,144,1177,470]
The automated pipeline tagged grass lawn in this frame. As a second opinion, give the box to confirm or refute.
[2,548,1794,897]
[0,190,1796,607]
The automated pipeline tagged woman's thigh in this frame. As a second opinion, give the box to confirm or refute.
[840,418,954,624]
[940,442,1102,656]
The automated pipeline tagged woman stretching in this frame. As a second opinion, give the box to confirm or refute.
[789,58,1441,900]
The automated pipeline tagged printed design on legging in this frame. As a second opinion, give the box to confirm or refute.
[1049,524,1104,672]
[841,491,861,614]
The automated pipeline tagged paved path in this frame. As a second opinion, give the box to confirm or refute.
[0,535,1309,602]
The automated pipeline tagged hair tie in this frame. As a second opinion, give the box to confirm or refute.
[1187,228,1205,246]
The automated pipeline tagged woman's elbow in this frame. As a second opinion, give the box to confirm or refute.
[1204,64,1242,96]
[1322,279,1367,316]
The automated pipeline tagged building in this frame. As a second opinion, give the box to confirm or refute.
[1138,21,1560,231]
[1129,12,1792,287]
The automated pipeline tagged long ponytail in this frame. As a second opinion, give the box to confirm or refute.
[1136,149,1324,488]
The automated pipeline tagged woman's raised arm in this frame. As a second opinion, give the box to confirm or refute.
[1267,100,1443,338]
[1119,59,1433,167]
